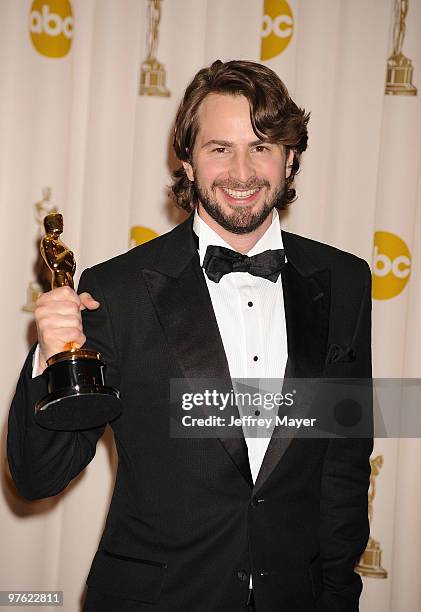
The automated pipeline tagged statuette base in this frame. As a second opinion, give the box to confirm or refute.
[386,53,417,96]
[35,351,121,431]
[140,59,170,97]
[356,537,388,579]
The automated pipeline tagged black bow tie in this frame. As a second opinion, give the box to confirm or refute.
[202,245,286,283]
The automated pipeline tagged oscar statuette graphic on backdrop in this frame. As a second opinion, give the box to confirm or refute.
[385,0,417,96]
[34,213,122,431]
[139,0,170,97]
[356,456,388,578]
[23,187,57,312]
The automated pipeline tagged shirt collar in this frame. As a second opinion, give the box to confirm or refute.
[193,208,285,266]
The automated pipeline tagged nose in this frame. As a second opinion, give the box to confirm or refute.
[228,150,256,185]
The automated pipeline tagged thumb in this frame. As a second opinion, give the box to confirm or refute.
[79,292,100,311]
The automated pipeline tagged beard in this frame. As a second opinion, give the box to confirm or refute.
[193,175,287,235]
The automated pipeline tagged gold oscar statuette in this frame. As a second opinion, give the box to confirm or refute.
[385,0,417,96]
[139,0,170,97]
[34,213,122,431]
[356,455,388,578]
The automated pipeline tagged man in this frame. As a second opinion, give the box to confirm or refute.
[8,60,373,611]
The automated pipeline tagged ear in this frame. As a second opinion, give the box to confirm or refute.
[285,149,294,179]
[182,160,194,182]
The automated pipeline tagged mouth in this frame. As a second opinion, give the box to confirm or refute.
[219,186,262,204]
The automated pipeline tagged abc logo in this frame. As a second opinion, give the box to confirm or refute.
[261,0,294,61]
[130,226,159,249]
[372,231,411,300]
[29,0,74,58]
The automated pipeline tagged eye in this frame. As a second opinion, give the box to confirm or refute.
[253,145,270,153]
[211,147,228,154]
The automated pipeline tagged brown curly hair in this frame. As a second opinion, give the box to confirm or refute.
[171,59,310,212]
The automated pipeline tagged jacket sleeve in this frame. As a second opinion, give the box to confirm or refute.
[7,267,120,500]
[316,261,373,612]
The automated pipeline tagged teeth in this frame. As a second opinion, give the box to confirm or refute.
[222,187,260,199]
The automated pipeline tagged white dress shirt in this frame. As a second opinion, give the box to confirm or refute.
[193,208,288,484]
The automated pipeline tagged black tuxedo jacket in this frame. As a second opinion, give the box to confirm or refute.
[8,214,373,612]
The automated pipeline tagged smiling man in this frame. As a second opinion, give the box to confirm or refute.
[8,60,373,611]
[184,93,293,240]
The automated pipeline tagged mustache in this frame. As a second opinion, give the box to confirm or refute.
[212,179,270,191]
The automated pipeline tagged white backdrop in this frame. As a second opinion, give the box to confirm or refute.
[1,0,420,610]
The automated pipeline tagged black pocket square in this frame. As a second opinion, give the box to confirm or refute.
[326,343,356,365]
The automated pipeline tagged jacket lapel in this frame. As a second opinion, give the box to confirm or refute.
[142,215,253,487]
[253,230,331,494]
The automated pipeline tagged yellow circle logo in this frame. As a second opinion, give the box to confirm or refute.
[260,0,294,61]
[29,0,74,58]
[372,231,411,300]
[130,226,159,248]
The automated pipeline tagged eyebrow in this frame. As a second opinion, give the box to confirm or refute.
[201,139,269,149]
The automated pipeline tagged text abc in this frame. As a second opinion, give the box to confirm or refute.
[262,14,293,39]
[373,245,410,278]
[29,6,73,39]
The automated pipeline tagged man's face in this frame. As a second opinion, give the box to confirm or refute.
[183,93,293,234]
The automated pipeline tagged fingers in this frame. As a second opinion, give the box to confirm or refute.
[36,285,80,307]
[34,285,98,365]
[79,292,100,311]
[41,327,87,352]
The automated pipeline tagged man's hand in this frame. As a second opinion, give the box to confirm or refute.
[34,286,100,375]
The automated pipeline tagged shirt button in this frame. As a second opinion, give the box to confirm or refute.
[237,570,249,582]
[248,301,253,307]
[251,497,265,508]
[253,355,258,362]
